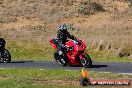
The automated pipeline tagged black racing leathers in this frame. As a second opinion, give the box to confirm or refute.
[55,30,77,52]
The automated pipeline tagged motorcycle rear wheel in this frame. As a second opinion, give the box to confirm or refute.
[54,51,67,66]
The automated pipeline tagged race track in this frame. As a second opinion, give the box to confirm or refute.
[0,60,132,74]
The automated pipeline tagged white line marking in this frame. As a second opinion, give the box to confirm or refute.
[40,69,44,70]
[118,73,132,75]
[100,72,132,75]
[0,68,6,69]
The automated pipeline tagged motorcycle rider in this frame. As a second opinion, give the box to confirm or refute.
[0,38,6,57]
[55,24,78,56]
[0,38,6,49]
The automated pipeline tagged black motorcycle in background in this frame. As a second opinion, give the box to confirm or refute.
[0,38,11,63]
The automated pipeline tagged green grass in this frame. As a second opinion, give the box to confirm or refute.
[6,41,55,61]
[88,50,132,62]
[0,68,132,80]
[5,41,132,62]
[0,79,38,88]
[0,68,131,88]
[0,68,80,81]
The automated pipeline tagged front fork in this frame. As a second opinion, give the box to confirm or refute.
[79,52,86,60]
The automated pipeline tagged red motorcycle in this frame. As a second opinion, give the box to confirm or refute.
[49,39,92,68]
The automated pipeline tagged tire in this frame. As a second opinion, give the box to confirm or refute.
[1,49,11,63]
[79,53,92,68]
[54,51,67,66]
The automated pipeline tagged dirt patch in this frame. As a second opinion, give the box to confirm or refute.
[0,76,10,80]
[34,79,80,86]
[34,79,132,87]
[0,17,44,30]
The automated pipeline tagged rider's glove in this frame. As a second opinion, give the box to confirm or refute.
[74,38,81,45]
[60,44,69,51]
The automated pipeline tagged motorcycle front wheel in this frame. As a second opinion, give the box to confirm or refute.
[79,53,92,68]
[1,49,11,63]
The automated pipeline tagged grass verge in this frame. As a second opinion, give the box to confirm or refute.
[6,41,132,62]
[0,68,131,88]
[6,41,55,61]
[88,50,132,62]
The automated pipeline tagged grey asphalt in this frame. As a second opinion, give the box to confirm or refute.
[0,60,132,74]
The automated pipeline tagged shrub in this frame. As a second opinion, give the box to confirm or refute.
[78,1,104,15]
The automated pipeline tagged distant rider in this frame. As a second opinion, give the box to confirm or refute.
[0,38,6,57]
[55,24,77,56]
